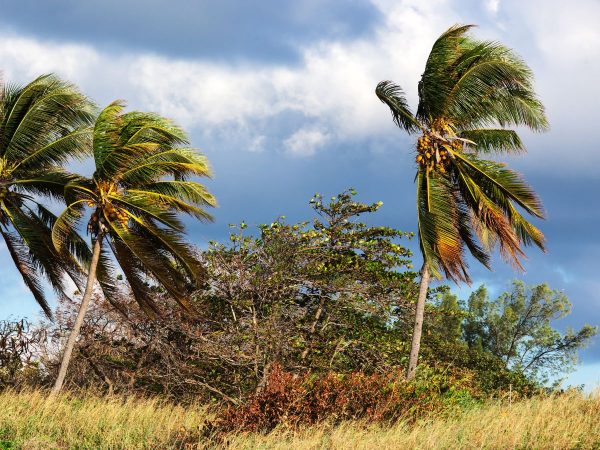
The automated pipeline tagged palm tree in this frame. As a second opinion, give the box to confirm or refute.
[375,25,548,379]
[51,101,216,394]
[0,74,95,317]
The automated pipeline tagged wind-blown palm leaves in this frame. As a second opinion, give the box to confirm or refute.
[0,74,95,317]
[51,101,216,394]
[375,25,548,379]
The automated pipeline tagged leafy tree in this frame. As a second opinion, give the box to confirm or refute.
[375,25,548,378]
[464,281,597,383]
[463,285,488,351]
[0,74,94,317]
[50,101,215,394]
[436,291,463,342]
[202,190,418,389]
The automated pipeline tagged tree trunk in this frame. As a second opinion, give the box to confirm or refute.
[51,236,103,395]
[406,263,430,380]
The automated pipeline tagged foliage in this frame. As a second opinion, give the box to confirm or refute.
[420,335,536,395]
[0,320,46,390]
[52,100,216,315]
[461,281,597,384]
[37,190,419,401]
[376,24,548,282]
[218,363,484,433]
[0,74,95,317]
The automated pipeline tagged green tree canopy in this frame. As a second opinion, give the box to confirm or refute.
[463,281,597,383]
[0,74,95,317]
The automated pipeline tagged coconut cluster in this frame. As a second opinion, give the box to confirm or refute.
[104,203,129,225]
[88,203,129,234]
[415,133,462,173]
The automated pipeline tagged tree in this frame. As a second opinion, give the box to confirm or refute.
[375,24,548,379]
[200,190,417,391]
[436,291,463,342]
[463,285,488,352]
[50,101,215,394]
[0,74,95,317]
[465,281,597,384]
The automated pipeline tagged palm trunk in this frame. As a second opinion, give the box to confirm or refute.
[406,263,430,380]
[51,236,103,395]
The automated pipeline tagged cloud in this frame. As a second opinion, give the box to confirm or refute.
[284,127,330,157]
[0,0,598,172]
[485,0,500,14]
[0,0,457,156]
[0,0,382,63]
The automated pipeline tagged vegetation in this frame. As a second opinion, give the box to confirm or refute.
[376,24,548,378]
[1,193,593,405]
[50,101,216,394]
[0,74,94,317]
[0,389,598,449]
[459,282,597,384]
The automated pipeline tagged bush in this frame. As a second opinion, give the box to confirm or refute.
[218,363,483,433]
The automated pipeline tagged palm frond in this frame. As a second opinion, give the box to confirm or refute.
[13,127,93,173]
[443,39,548,130]
[128,181,216,221]
[375,81,421,133]
[51,200,87,253]
[449,150,545,218]
[451,160,526,268]
[417,169,470,282]
[417,24,475,122]
[459,129,524,154]
[92,100,125,176]
[1,74,94,162]
[0,226,52,317]
[107,219,192,310]
[12,169,81,201]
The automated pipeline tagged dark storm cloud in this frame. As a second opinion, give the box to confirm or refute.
[0,0,381,63]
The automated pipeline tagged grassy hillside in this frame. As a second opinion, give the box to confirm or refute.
[0,390,598,449]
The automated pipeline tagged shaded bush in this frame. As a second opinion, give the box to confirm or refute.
[0,320,46,390]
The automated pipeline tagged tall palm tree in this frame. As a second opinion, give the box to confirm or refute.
[0,74,95,317]
[51,101,216,394]
[375,25,548,379]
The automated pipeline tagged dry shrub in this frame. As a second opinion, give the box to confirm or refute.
[218,364,479,433]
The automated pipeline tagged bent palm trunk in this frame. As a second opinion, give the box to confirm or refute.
[406,263,430,380]
[51,236,103,395]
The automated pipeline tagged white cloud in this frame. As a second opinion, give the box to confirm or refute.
[284,127,330,157]
[485,0,500,14]
[0,0,455,155]
[0,0,597,170]
[248,135,267,153]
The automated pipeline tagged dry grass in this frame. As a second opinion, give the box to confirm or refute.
[229,392,600,450]
[0,390,211,449]
[0,390,598,449]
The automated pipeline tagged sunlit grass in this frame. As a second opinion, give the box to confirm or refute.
[228,391,600,449]
[0,390,598,449]
[0,390,211,449]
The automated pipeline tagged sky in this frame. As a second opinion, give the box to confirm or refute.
[0,0,598,388]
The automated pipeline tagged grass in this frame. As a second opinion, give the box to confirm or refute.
[0,390,598,449]
[0,390,211,449]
